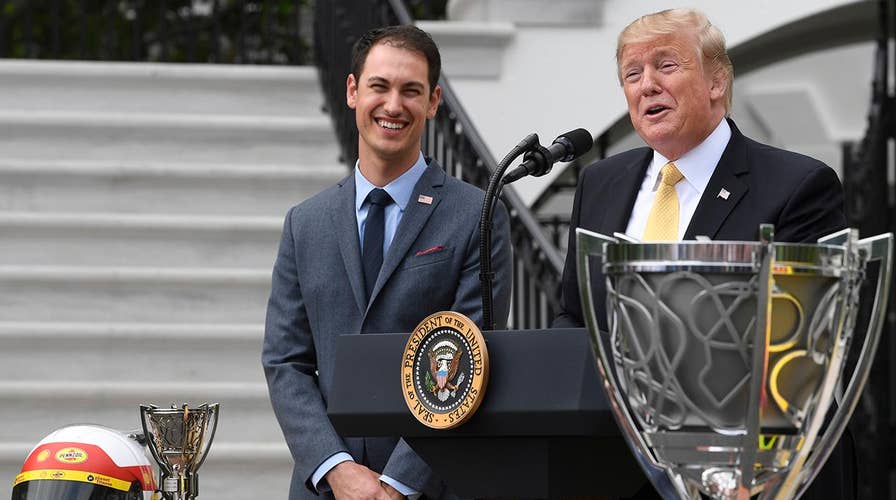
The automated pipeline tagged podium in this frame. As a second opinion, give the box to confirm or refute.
[327,328,646,498]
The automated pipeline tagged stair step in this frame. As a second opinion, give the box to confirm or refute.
[0,59,333,500]
[0,322,264,383]
[0,110,340,164]
[0,212,283,268]
[0,265,270,323]
[0,441,292,500]
[0,158,344,215]
[0,381,281,443]
[0,59,323,117]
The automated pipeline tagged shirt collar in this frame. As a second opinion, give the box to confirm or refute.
[354,152,428,212]
[648,118,731,193]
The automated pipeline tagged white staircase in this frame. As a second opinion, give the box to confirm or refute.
[0,59,345,499]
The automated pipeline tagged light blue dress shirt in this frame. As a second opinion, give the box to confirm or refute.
[354,152,429,256]
[311,152,429,498]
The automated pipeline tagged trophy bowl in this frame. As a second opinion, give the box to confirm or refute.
[140,403,219,500]
[576,226,891,499]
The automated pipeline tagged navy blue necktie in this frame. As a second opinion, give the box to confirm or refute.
[362,188,393,302]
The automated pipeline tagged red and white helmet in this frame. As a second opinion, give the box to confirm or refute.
[11,424,158,500]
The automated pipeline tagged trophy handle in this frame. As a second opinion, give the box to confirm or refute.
[791,231,893,497]
[816,227,853,246]
[576,228,686,499]
[193,403,220,473]
[139,404,167,473]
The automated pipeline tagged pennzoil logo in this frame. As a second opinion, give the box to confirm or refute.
[55,447,88,464]
[401,311,489,429]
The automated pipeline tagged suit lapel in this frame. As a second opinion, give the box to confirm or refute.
[366,161,443,313]
[684,120,749,239]
[601,150,651,234]
[330,175,367,314]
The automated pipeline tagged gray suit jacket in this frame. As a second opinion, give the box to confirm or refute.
[263,159,512,499]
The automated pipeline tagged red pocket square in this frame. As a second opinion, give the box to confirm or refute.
[415,245,445,256]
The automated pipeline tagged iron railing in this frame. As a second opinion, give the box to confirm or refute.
[841,2,895,499]
[314,0,564,329]
[0,0,312,64]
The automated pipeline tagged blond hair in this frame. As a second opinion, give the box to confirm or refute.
[617,8,733,113]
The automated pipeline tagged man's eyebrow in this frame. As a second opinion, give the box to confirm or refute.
[401,80,426,91]
[652,48,681,60]
[366,76,389,85]
[365,76,426,90]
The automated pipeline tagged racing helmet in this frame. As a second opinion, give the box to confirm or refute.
[11,424,158,500]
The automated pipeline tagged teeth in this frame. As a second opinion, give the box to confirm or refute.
[378,120,404,130]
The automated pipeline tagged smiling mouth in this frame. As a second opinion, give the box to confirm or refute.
[645,105,668,116]
[377,119,406,130]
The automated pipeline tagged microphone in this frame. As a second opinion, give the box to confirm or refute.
[502,128,592,184]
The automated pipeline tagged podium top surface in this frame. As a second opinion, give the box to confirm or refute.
[327,328,619,438]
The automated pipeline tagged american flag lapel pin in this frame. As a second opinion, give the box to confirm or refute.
[418,194,433,205]
[718,188,730,200]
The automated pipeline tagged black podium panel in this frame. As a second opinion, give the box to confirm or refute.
[409,435,644,498]
[327,328,645,497]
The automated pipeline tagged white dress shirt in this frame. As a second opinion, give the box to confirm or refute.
[625,118,731,240]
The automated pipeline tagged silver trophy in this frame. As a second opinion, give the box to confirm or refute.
[140,403,220,500]
[576,225,892,499]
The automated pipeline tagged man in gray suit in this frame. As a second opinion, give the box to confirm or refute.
[263,25,512,499]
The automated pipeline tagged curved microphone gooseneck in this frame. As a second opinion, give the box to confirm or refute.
[479,128,592,330]
[479,133,540,331]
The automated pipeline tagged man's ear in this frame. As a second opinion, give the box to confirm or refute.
[346,74,358,109]
[427,84,442,119]
[709,68,727,102]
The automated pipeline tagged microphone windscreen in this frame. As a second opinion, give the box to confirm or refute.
[561,128,594,156]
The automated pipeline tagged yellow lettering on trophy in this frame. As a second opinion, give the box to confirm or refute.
[759,435,778,450]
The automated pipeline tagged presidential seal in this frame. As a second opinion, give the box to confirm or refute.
[401,311,489,429]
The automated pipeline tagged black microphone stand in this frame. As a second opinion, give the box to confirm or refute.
[479,133,541,330]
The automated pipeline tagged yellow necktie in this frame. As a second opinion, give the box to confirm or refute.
[643,162,684,241]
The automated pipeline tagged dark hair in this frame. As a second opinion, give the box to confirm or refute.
[350,25,441,94]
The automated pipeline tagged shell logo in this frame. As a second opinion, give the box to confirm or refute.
[55,447,88,464]
[36,449,51,462]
